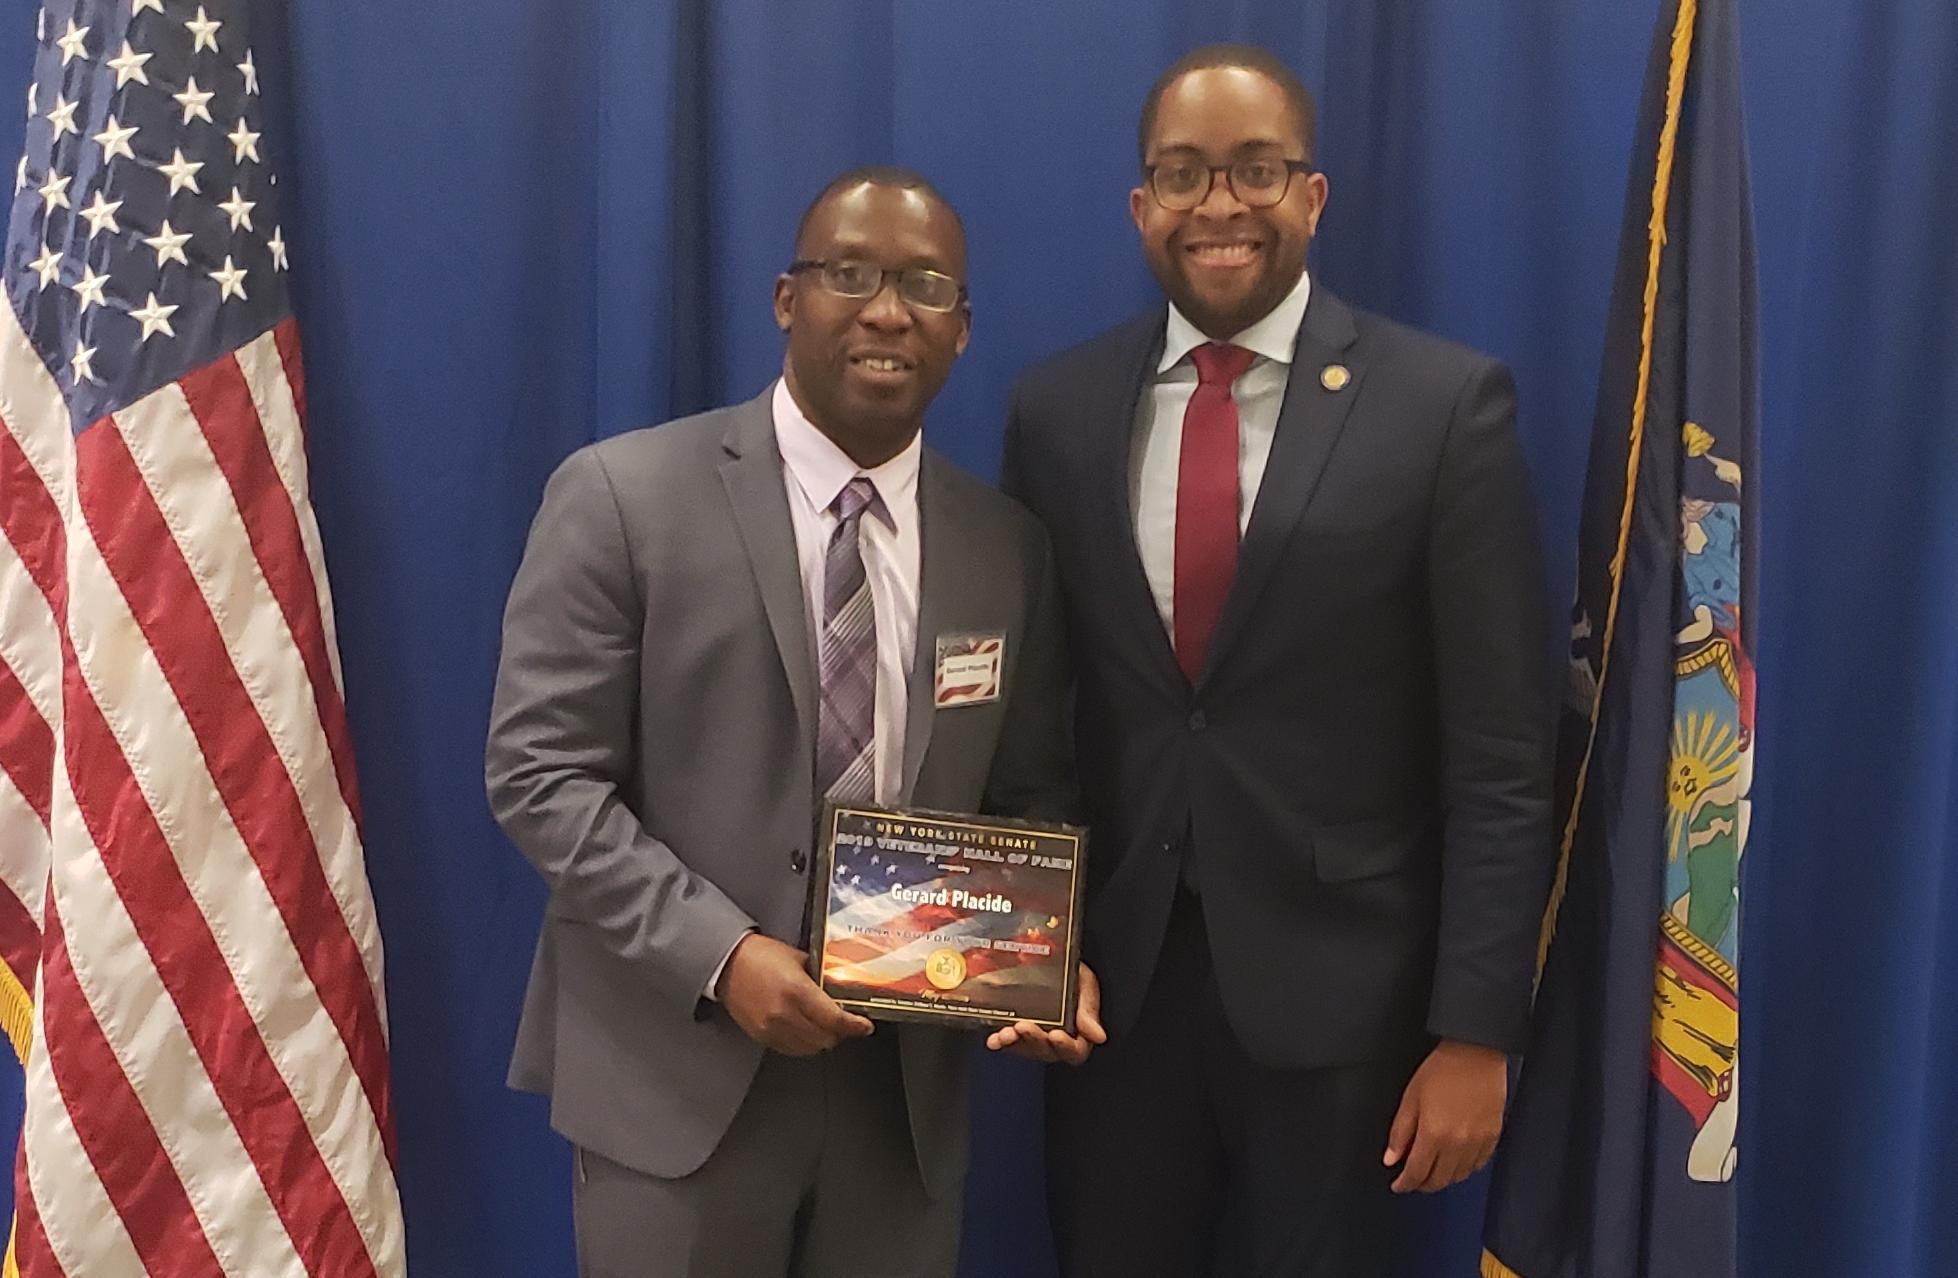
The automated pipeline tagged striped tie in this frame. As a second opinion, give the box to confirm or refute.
[817,477,884,806]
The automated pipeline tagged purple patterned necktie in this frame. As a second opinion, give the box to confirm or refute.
[816,477,884,805]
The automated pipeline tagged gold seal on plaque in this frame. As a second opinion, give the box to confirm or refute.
[924,947,967,990]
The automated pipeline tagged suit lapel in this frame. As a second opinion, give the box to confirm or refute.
[901,451,954,799]
[717,392,817,748]
[1197,287,1364,688]
[1100,316,1186,689]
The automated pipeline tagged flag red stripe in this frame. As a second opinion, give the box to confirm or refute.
[0,655,53,828]
[11,1139,71,1278]
[180,353,364,832]
[0,872,38,998]
[59,629,379,1278]
[272,317,307,439]
[37,896,223,1277]
[75,420,396,1154]
[0,417,65,611]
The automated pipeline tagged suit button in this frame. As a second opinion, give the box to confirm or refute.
[1188,710,1206,731]
[789,848,807,874]
[1161,840,1176,858]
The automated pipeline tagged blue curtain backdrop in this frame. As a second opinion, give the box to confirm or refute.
[3,1,1953,1275]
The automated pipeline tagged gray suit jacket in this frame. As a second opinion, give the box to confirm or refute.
[486,389,1074,1196]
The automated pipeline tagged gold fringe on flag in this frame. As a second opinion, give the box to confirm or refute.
[0,959,32,1066]
[1480,1250,1527,1278]
[1,963,33,1278]
[1534,0,1702,975]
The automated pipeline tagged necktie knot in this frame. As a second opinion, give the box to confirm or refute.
[1190,342,1255,388]
[832,476,882,525]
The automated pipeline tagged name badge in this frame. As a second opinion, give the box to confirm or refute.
[934,632,1005,708]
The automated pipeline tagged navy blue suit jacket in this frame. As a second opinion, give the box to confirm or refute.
[1002,285,1556,1068]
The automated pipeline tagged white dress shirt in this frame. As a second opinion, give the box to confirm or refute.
[773,376,921,806]
[708,381,923,999]
[1130,269,1313,634]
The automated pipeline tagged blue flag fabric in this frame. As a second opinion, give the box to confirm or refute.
[1481,1,1759,1275]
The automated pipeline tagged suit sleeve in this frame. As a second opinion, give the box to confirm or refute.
[980,524,1079,828]
[987,383,1078,826]
[1422,360,1558,1054]
[485,447,757,1015]
[998,382,1032,507]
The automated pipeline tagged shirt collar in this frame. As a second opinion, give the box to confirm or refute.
[1158,269,1314,374]
[771,378,919,528]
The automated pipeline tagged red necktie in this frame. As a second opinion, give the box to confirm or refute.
[1173,342,1256,681]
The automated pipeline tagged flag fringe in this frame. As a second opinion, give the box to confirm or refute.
[1480,1250,1527,1278]
[0,957,31,1278]
[0,959,32,1066]
[1534,0,1702,974]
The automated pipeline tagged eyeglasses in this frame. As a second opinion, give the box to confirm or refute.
[787,259,967,313]
[1144,156,1315,211]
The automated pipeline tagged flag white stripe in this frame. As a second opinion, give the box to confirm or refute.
[0,525,61,731]
[112,385,387,1009]
[20,983,146,1278]
[235,329,348,698]
[0,492,59,939]
[64,500,401,1272]
[0,763,48,926]
[0,309,74,515]
[45,756,308,1278]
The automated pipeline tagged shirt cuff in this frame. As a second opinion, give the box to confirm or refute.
[702,929,754,1002]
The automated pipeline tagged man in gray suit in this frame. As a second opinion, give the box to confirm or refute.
[486,167,1102,1278]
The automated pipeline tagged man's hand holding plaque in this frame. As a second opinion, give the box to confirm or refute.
[717,932,874,1057]
[985,962,1106,1064]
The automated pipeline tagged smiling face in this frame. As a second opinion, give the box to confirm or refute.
[773,182,970,468]
[1132,65,1328,340]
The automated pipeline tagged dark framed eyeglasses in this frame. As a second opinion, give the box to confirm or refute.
[787,259,967,313]
[1143,156,1316,211]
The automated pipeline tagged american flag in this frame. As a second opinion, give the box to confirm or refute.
[0,2,403,1275]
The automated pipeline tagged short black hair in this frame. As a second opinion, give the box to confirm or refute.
[1137,44,1317,167]
[792,165,965,254]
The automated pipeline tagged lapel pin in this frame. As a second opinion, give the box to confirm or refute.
[1320,364,1351,392]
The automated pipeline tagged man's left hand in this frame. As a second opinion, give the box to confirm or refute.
[984,963,1107,1065]
[1383,1039,1508,1193]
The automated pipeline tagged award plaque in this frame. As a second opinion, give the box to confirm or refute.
[810,805,1087,1031]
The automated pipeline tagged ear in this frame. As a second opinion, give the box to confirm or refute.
[1303,171,1330,237]
[773,274,795,332]
[953,301,972,358]
[1130,184,1149,236]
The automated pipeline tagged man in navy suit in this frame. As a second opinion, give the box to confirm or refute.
[1000,45,1557,1276]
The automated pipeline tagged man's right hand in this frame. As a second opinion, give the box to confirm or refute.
[716,933,875,1056]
